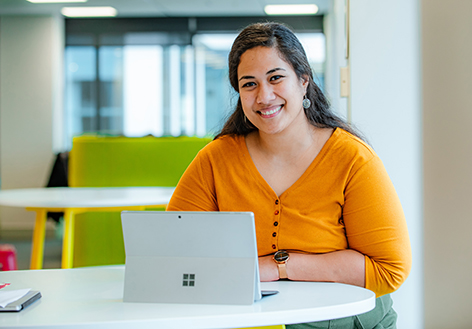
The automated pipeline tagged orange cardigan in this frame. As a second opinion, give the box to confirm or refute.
[167,128,412,297]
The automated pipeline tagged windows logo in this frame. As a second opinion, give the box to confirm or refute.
[182,274,196,287]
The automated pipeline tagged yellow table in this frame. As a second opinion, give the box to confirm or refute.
[0,187,174,269]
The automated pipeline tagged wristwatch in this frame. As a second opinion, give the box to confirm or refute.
[273,250,290,279]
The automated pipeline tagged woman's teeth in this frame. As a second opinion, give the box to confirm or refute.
[260,106,282,115]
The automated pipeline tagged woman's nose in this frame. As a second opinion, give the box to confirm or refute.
[256,83,276,104]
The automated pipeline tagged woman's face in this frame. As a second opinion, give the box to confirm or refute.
[237,46,308,136]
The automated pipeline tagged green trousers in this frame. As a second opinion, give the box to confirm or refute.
[286,294,396,329]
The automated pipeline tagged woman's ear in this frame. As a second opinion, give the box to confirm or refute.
[301,75,309,92]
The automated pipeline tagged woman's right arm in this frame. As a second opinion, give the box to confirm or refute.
[166,151,218,212]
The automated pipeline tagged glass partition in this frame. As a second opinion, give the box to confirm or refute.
[64,18,325,148]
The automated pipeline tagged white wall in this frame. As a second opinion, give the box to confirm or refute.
[348,1,423,328]
[422,1,472,328]
[0,15,64,231]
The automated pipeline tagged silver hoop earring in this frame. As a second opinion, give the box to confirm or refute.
[243,114,247,123]
[302,95,311,109]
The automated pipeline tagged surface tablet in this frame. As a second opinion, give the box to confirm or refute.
[0,290,41,312]
[121,211,276,305]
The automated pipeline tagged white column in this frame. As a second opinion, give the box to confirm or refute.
[423,1,472,327]
[0,15,63,230]
[51,16,65,153]
[349,1,422,328]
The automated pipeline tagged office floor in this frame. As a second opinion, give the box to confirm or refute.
[1,237,62,270]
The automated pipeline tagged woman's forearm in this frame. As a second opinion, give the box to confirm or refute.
[259,249,366,288]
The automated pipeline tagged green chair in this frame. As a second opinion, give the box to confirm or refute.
[69,135,212,267]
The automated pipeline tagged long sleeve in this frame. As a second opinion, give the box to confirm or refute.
[167,148,218,212]
[342,155,412,296]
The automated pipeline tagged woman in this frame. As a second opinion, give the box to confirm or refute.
[167,22,411,328]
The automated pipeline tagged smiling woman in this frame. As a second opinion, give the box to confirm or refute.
[237,46,308,136]
[168,22,412,329]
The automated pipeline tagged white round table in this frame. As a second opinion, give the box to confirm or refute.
[0,266,376,329]
[0,187,175,269]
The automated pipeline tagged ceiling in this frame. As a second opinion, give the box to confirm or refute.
[0,0,329,17]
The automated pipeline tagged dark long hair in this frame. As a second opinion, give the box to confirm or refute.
[215,22,362,140]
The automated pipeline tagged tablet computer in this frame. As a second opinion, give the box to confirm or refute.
[121,211,277,305]
[0,290,41,312]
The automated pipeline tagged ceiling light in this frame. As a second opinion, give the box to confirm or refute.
[27,0,87,3]
[61,6,117,17]
[264,4,319,15]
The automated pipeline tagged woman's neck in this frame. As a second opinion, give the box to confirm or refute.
[252,119,317,158]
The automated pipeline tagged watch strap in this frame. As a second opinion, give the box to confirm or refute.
[277,262,288,279]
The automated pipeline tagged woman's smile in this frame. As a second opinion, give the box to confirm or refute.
[258,105,283,118]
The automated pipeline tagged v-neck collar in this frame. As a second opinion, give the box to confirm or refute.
[239,128,340,198]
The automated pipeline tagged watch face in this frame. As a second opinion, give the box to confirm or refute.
[274,250,289,262]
